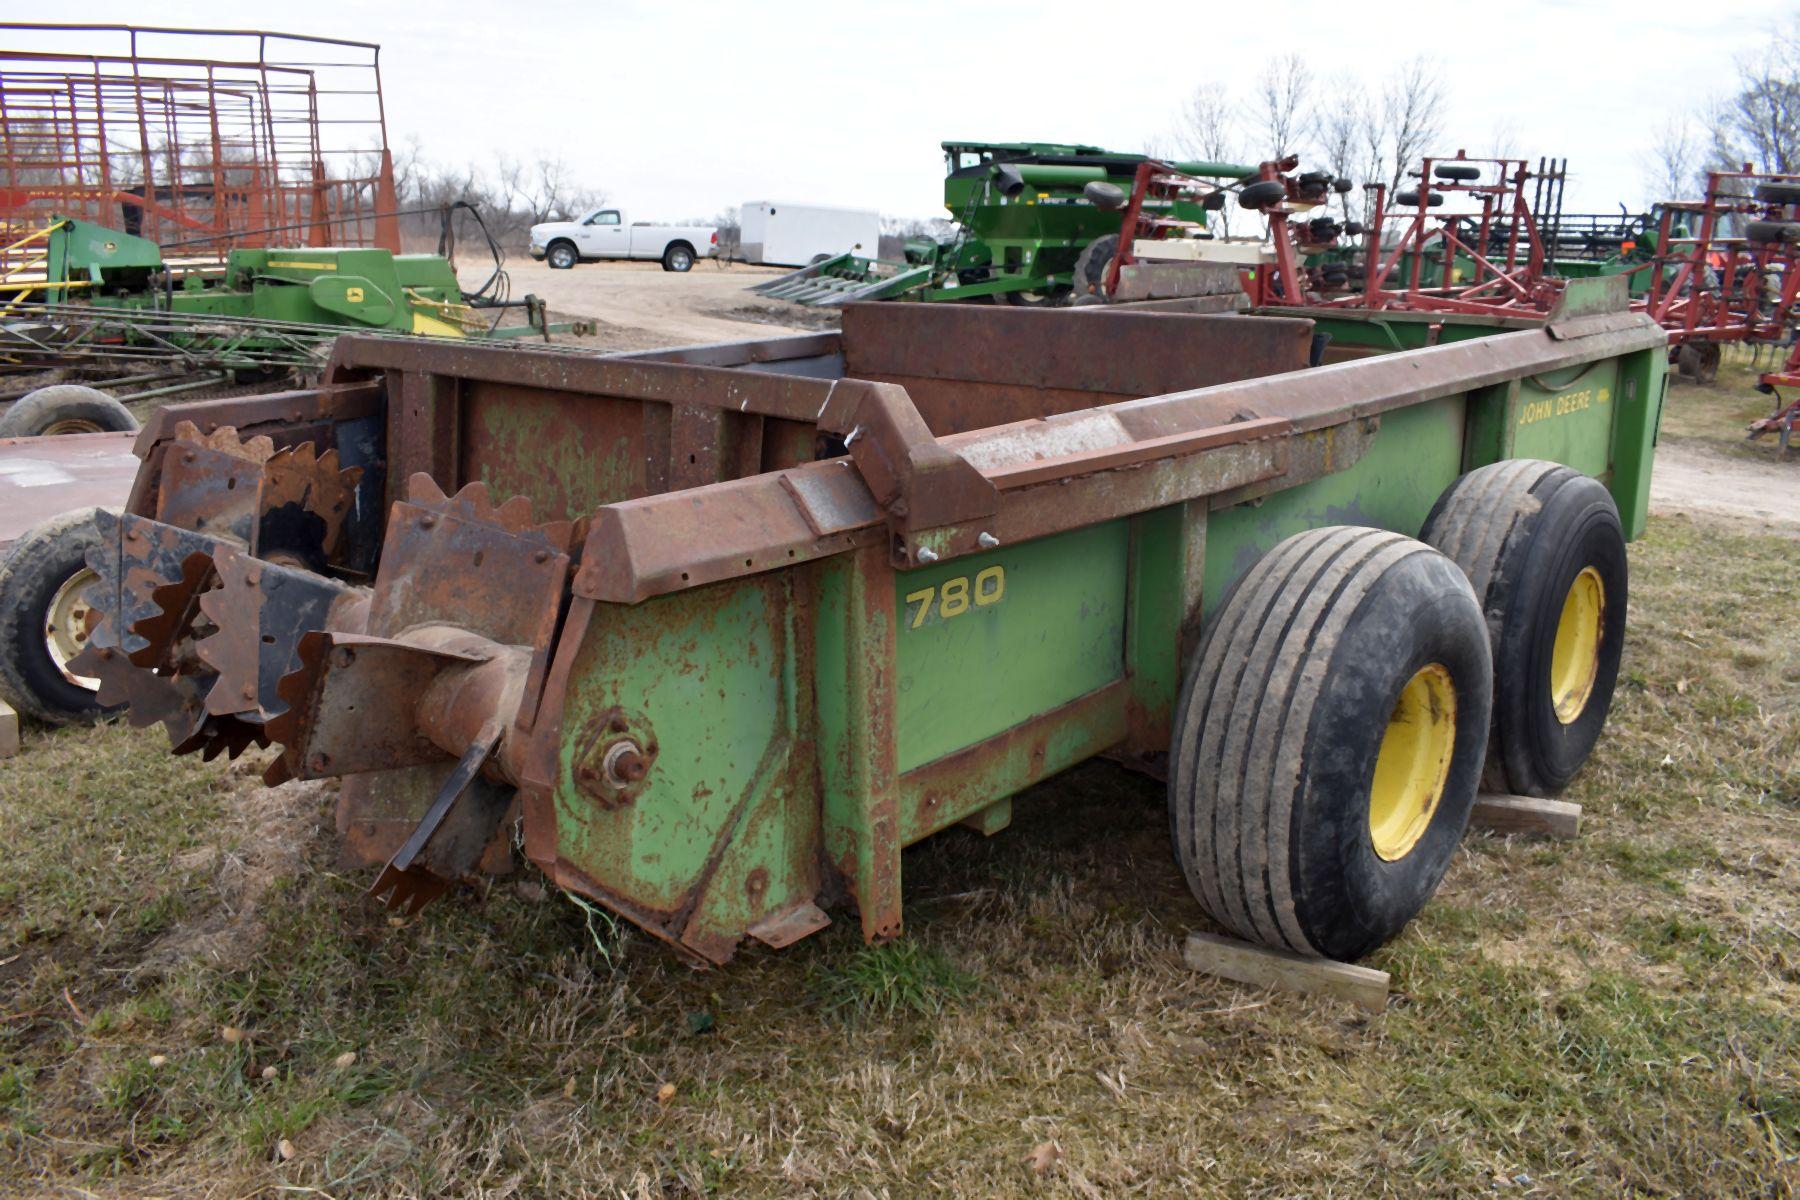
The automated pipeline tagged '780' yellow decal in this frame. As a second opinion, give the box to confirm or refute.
[904,566,1005,629]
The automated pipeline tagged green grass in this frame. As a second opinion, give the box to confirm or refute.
[0,511,1795,1197]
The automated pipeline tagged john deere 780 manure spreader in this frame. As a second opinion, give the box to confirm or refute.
[72,277,1665,964]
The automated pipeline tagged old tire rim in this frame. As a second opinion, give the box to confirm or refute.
[46,567,99,688]
[1369,663,1458,861]
[40,417,106,435]
[1550,566,1604,724]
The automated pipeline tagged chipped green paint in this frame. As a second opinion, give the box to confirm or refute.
[463,393,643,521]
[554,575,799,914]
[1202,394,1468,612]
[894,520,1129,773]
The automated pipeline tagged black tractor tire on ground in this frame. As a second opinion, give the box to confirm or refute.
[1753,180,1800,205]
[1745,220,1800,246]
[1072,233,1120,298]
[1238,180,1287,211]
[545,241,578,270]
[0,507,119,725]
[0,384,138,438]
[662,243,696,272]
[1676,341,1722,382]
[1420,460,1627,798]
[1168,526,1493,961]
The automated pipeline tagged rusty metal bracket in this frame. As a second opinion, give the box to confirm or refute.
[840,381,997,541]
[367,722,506,915]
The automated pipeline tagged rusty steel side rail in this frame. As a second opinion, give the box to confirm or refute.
[570,309,1668,605]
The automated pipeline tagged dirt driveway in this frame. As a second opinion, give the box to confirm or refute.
[463,258,820,352]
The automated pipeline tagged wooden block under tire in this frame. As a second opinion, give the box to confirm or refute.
[1469,793,1582,839]
[0,698,17,758]
[1181,931,1390,1013]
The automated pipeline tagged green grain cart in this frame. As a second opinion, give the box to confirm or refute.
[68,275,1664,965]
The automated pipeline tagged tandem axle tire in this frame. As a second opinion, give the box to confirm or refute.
[1168,526,1493,962]
[0,384,139,437]
[0,507,119,725]
[1420,460,1628,798]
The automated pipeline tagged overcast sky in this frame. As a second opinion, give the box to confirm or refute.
[20,0,1798,220]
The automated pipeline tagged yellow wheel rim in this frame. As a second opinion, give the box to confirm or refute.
[46,567,100,688]
[1549,567,1605,725]
[1368,663,1458,861]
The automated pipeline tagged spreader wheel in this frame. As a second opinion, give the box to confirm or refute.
[0,508,120,724]
[1420,460,1628,797]
[1752,180,1800,205]
[1745,220,1800,245]
[1168,526,1492,961]
[0,384,138,437]
[1072,233,1120,298]
[1676,341,1722,382]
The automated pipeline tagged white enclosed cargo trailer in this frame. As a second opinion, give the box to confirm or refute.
[739,201,881,267]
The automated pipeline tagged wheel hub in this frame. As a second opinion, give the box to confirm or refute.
[46,567,100,687]
[1369,663,1457,861]
[1550,566,1604,724]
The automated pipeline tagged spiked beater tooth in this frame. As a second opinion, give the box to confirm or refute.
[405,473,447,505]
[126,551,217,669]
[263,629,330,771]
[171,421,275,463]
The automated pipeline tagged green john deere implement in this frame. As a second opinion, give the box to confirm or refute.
[751,141,1255,307]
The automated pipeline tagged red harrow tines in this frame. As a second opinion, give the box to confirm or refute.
[1280,153,1563,316]
[1638,170,1800,387]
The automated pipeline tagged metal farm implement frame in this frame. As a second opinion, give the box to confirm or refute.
[0,22,401,274]
[78,291,1668,965]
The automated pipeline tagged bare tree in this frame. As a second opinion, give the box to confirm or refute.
[1381,56,1448,194]
[1248,55,1314,159]
[1643,116,1701,203]
[1311,75,1365,221]
[1708,26,1799,174]
[1172,81,1245,235]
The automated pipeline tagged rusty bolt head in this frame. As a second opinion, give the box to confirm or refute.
[419,514,436,529]
[533,549,550,563]
[602,740,648,789]
[608,714,628,734]
[182,451,196,464]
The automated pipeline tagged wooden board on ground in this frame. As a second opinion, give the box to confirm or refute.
[1181,931,1390,1013]
[1470,793,1582,839]
[0,698,17,758]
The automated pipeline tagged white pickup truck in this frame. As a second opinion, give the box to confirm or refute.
[528,209,717,272]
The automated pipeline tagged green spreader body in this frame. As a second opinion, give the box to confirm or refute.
[86,278,1666,964]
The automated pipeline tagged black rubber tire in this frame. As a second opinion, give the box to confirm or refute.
[1083,180,1126,210]
[545,241,578,270]
[1395,190,1446,208]
[663,243,695,273]
[1676,341,1721,382]
[1332,177,1355,194]
[1238,180,1287,210]
[1435,164,1482,182]
[0,384,138,437]
[0,507,119,725]
[1072,233,1120,297]
[1745,220,1800,245]
[1168,526,1492,961]
[1753,180,1800,204]
[1419,460,1627,798]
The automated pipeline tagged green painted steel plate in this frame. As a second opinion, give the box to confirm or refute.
[895,520,1129,773]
